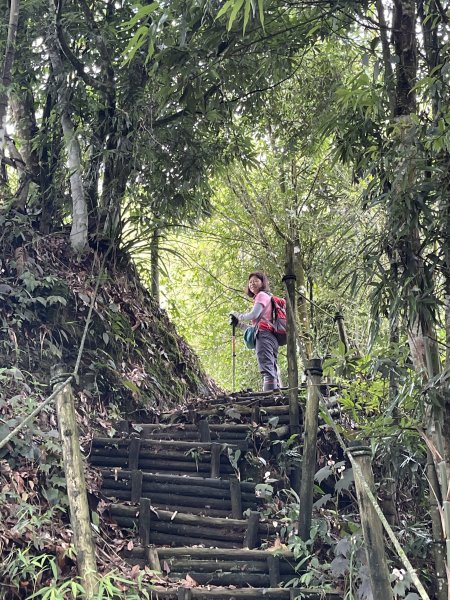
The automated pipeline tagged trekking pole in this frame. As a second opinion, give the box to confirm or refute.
[231,321,236,392]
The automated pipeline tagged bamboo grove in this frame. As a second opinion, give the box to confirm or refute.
[2,0,450,598]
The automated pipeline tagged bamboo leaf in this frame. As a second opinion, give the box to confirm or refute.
[243,0,251,34]
[228,0,245,31]
[122,24,150,64]
[121,2,159,31]
[257,0,264,29]
[216,0,235,20]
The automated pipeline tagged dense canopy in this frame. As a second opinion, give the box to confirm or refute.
[1,0,450,598]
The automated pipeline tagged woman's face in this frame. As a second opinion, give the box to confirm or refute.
[248,276,263,295]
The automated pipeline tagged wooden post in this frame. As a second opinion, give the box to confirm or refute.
[139,497,151,547]
[334,311,349,354]
[349,441,393,600]
[146,546,161,572]
[298,359,322,541]
[244,511,260,549]
[229,476,243,519]
[116,420,129,436]
[267,554,280,587]
[51,364,97,598]
[198,419,211,442]
[131,470,143,503]
[251,400,261,425]
[128,437,141,471]
[210,443,221,479]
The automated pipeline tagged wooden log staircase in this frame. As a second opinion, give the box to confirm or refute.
[89,391,342,599]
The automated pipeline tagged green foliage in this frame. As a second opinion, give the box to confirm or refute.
[2,549,62,594]
[2,0,449,595]
[3,562,159,600]
[216,0,265,32]
[271,435,302,480]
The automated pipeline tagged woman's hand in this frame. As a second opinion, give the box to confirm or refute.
[229,312,239,326]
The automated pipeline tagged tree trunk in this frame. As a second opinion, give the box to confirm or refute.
[100,137,131,242]
[294,237,312,359]
[0,0,20,153]
[392,0,417,117]
[284,240,299,421]
[80,0,116,234]
[284,240,301,492]
[38,85,60,235]
[47,27,88,253]
[151,226,160,305]
[9,68,40,209]
[376,0,395,117]
[389,3,447,595]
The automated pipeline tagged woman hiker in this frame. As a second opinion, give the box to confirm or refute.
[230,271,279,392]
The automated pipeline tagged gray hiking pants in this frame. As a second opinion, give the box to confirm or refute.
[255,330,279,389]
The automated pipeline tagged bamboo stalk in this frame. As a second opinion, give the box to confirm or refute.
[350,442,393,599]
[283,263,300,439]
[318,391,431,600]
[52,366,97,598]
[298,360,322,540]
[334,312,349,354]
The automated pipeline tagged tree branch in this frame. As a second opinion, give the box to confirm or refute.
[434,0,449,23]
[0,0,20,151]
[77,0,112,62]
[53,0,113,92]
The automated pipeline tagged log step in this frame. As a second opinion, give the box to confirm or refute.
[124,545,297,585]
[89,438,244,478]
[150,587,341,599]
[196,405,291,417]
[99,469,259,493]
[91,438,249,450]
[111,505,277,548]
[136,423,252,442]
[100,468,261,515]
[156,547,294,560]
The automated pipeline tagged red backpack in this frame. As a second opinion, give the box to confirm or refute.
[259,295,287,345]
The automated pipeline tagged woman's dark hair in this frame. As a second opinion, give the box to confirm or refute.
[246,271,270,298]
